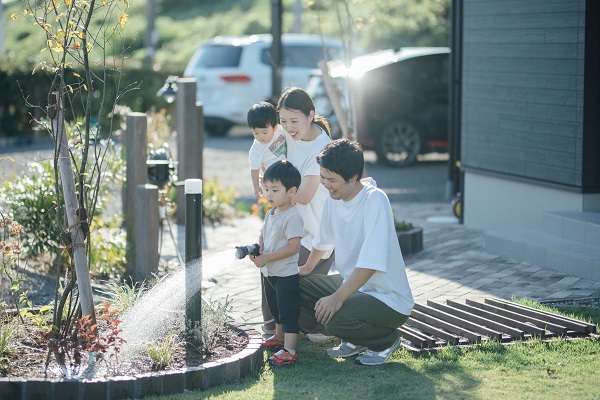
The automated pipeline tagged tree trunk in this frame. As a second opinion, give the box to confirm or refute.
[50,92,95,322]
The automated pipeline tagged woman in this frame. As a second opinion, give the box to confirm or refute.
[273,86,335,340]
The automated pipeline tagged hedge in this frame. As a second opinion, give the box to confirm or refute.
[0,63,178,138]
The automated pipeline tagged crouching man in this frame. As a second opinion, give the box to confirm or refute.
[298,138,414,366]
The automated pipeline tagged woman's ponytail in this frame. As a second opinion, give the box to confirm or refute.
[313,115,331,139]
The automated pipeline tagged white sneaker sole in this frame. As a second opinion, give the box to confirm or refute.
[355,336,402,366]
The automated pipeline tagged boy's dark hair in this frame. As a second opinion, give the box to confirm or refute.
[317,138,364,182]
[247,101,278,129]
[263,160,302,191]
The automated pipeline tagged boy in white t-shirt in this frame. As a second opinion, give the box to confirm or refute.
[247,102,287,199]
[299,138,414,366]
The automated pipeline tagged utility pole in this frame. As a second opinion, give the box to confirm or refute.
[271,0,282,102]
[0,1,5,54]
[145,0,157,63]
[293,0,303,33]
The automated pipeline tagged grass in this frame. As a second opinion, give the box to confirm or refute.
[0,320,17,356]
[97,278,147,315]
[143,302,600,400]
[146,334,179,371]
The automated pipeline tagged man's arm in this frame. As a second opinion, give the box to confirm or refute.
[314,267,376,325]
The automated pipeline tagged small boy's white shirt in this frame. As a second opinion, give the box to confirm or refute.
[248,125,287,173]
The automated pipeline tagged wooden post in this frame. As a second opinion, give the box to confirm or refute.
[124,112,149,271]
[175,79,203,223]
[271,0,283,101]
[134,184,159,281]
[318,60,351,139]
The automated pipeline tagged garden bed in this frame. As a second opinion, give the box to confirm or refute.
[0,316,263,400]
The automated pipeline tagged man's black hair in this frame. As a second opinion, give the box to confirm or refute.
[247,101,278,129]
[316,138,364,182]
[263,160,301,191]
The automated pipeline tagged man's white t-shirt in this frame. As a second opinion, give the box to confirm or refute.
[248,125,287,173]
[312,181,414,315]
[285,128,333,258]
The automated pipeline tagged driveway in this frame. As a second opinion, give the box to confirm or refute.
[1,127,452,207]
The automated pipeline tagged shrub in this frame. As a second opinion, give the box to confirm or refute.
[89,226,127,279]
[394,220,414,232]
[202,177,238,223]
[0,161,58,257]
[186,296,233,355]
[251,197,271,219]
[0,214,25,312]
[0,134,125,260]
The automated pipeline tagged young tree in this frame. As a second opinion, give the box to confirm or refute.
[11,0,132,335]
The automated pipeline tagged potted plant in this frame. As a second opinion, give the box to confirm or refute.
[394,218,423,256]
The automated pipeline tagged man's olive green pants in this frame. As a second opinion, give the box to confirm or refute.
[299,274,409,351]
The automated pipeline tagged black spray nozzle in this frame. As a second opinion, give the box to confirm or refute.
[234,243,260,259]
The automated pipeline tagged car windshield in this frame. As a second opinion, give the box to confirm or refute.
[192,45,242,68]
[261,45,344,68]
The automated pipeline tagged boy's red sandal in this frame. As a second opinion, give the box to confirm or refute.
[267,349,298,367]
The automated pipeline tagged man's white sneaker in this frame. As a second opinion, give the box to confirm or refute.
[305,332,337,343]
[354,336,402,366]
[326,342,367,358]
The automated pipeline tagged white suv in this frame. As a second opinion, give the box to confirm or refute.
[183,33,347,136]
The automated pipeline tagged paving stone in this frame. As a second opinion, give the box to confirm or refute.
[159,203,600,330]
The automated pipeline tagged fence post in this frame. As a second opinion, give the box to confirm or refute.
[134,184,159,281]
[124,112,148,272]
[175,78,203,223]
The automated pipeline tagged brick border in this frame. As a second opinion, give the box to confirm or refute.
[0,328,263,400]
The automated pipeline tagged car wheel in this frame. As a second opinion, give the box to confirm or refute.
[205,121,232,137]
[375,119,422,167]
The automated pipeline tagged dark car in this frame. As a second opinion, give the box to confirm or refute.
[307,47,450,167]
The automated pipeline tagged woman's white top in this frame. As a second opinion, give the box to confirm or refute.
[285,128,333,258]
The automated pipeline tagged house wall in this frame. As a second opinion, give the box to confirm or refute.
[464,171,600,230]
[461,0,590,229]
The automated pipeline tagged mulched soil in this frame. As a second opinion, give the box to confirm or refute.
[1,315,248,379]
[1,264,249,379]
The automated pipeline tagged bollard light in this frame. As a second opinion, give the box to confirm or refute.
[184,178,202,328]
[157,75,179,103]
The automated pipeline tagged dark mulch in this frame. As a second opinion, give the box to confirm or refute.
[1,316,248,379]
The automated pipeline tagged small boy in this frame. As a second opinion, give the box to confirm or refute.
[249,160,303,367]
[247,101,287,199]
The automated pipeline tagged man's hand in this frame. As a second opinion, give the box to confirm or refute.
[313,268,377,325]
[298,264,313,276]
[314,294,344,325]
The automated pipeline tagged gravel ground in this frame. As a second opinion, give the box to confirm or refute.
[541,297,600,309]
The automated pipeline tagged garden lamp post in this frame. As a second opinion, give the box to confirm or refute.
[156,75,179,103]
[184,178,203,327]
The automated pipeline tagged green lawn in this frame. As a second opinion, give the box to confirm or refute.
[146,304,600,400]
